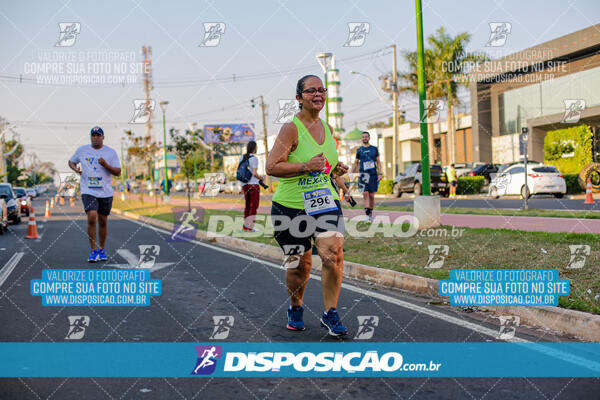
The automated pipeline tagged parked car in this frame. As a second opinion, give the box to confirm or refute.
[0,184,21,224]
[466,164,499,186]
[26,188,37,198]
[224,181,243,194]
[488,163,566,199]
[13,187,30,216]
[448,162,485,177]
[393,164,448,197]
[0,199,8,234]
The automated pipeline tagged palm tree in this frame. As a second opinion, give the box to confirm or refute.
[400,47,445,163]
[400,27,487,164]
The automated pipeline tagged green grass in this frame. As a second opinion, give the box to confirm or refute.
[114,198,600,315]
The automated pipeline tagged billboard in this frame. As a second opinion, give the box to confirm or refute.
[203,123,255,144]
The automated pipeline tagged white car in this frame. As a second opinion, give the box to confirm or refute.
[488,164,566,199]
[26,188,37,198]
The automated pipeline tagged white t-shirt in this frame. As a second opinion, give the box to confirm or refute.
[69,144,120,197]
[238,154,259,185]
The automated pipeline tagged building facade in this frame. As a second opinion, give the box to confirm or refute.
[470,24,600,164]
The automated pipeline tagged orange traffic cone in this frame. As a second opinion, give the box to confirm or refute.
[585,179,594,204]
[70,197,75,207]
[45,200,51,217]
[26,206,39,239]
[60,196,65,206]
[50,198,54,208]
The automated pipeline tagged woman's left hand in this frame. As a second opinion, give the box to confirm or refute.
[333,162,349,177]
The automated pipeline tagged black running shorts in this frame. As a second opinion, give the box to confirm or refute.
[81,194,113,216]
[271,200,345,257]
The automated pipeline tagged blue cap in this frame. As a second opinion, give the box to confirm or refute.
[90,126,104,136]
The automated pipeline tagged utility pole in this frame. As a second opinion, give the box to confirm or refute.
[142,45,153,141]
[416,0,431,196]
[189,122,199,194]
[252,96,270,189]
[391,44,399,178]
[120,138,126,200]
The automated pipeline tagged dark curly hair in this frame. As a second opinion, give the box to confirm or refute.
[296,74,320,110]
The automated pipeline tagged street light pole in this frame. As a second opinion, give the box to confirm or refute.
[390,44,399,178]
[159,101,170,199]
[415,0,431,196]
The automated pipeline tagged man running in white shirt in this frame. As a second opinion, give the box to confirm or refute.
[68,126,121,262]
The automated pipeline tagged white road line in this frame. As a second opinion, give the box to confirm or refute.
[0,252,25,289]
[116,249,138,267]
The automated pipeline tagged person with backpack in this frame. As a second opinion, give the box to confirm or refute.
[237,141,263,232]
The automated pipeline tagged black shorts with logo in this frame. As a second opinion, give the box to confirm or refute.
[271,200,345,257]
[81,194,113,216]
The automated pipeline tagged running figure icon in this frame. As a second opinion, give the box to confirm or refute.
[193,346,218,374]
[171,209,199,240]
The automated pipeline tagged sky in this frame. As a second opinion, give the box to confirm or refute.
[1,0,599,173]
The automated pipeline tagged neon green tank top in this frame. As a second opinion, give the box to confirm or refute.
[272,116,339,209]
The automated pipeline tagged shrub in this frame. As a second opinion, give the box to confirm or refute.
[457,176,484,194]
[544,124,592,174]
[377,179,394,195]
[564,173,583,194]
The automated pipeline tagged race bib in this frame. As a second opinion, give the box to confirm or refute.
[87,176,102,188]
[303,188,337,215]
[362,160,375,170]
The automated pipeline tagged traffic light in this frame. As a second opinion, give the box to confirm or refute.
[251,99,255,108]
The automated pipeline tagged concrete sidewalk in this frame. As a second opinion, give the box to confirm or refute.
[141,195,600,234]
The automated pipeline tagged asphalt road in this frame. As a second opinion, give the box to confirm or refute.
[0,195,598,399]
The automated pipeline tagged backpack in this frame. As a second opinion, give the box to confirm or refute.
[236,155,253,183]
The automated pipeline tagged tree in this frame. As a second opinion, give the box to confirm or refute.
[400,27,487,164]
[125,130,160,205]
[169,128,199,211]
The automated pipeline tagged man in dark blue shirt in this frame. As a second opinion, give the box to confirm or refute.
[353,131,382,222]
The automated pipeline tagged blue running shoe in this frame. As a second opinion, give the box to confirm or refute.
[97,248,107,261]
[320,308,348,336]
[286,306,306,331]
[87,249,98,263]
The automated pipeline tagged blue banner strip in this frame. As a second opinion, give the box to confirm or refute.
[2,342,600,378]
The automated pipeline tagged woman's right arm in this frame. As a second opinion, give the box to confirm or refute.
[266,122,324,178]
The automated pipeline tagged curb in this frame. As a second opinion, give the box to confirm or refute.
[113,208,600,342]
